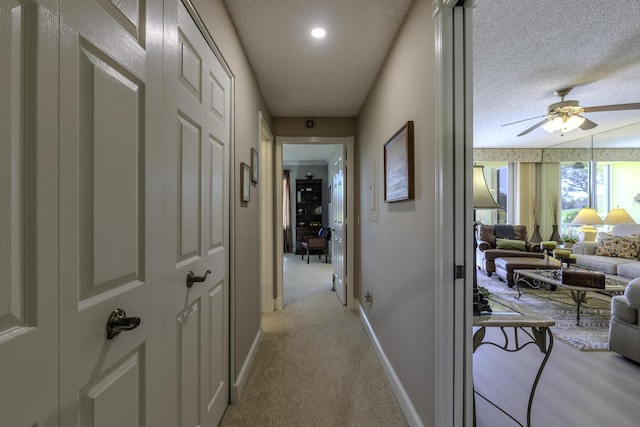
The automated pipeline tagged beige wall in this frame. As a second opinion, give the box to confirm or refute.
[272,117,357,137]
[190,0,272,381]
[357,0,436,423]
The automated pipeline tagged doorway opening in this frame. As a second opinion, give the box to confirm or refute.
[273,136,355,311]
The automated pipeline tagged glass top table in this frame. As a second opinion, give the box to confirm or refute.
[474,296,555,328]
[473,297,554,427]
[513,268,628,325]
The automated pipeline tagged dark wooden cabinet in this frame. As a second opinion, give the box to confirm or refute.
[295,179,323,254]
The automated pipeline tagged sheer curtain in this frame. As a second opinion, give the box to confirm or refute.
[283,170,292,252]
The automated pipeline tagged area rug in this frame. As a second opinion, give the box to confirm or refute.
[477,273,612,351]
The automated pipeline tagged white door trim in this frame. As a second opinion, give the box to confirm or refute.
[434,1,474,426]
[259,112,274,313]
[274,136,355,310]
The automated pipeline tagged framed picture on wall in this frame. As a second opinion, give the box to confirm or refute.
[251,148,259,183]
[383,121,414,202]
[241,162,251,202]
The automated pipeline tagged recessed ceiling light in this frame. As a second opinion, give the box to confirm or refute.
[311,28,326,39]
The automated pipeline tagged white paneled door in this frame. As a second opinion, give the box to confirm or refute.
[0,1,59,425]
[165,2,232,426]
[332,149,346,304]
[58,0,165,425]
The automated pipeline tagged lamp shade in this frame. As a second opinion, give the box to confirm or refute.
[604,207,636,225]
[473,165,500,209]
[571,208,603,225]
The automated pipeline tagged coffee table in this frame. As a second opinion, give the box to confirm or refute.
[513,268,629,325]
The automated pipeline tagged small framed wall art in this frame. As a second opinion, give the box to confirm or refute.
[241,162,251,202]
[383,121,414,203]
[251,148,259,183]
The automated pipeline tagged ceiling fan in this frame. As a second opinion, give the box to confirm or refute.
[502,87,640,137]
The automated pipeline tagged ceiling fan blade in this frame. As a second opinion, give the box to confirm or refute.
[579,116,598,130]
[517,119,548,137]
[501,114,549,127]
[582,102,640,113]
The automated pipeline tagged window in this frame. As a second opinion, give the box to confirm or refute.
[561,161,640,238]
[560,162,590,238]
[496,166,508,223]
[475,162,508,225]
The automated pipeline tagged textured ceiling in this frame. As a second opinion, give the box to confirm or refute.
[223,0,414,117]
[223,0,640,150]
[473,0,640,148]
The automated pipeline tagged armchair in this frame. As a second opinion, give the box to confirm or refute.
[301,227,331,264]
[610,278,640,363]
[476,224,543,277]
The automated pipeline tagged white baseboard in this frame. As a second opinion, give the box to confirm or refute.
[230,326,263,403]
[357,301,423,427]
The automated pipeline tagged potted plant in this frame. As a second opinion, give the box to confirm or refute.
[562,235,577,249]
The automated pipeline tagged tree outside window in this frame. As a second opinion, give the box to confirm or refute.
[560,163,589,238]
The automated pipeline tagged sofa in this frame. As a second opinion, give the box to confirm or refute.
[476,224,543,277]
[610,278,640,363]
[571,223,640,281]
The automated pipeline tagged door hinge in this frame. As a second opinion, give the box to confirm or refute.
[454,265,465,279]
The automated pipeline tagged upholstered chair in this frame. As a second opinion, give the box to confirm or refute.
[610,278,640,363]
[301,227,331,264]
[476,224,543,277]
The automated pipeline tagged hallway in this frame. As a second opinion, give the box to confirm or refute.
[220,254,407,426]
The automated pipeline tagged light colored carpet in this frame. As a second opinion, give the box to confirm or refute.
[220,254,408,426]
[477,272,612,351]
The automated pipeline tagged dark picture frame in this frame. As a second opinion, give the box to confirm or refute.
[241,162,251,202]
[383,121,414,202]
[251,148,259,183]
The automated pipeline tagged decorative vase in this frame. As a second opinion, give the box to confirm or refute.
[530,224,542,244]
[549,224,563,244]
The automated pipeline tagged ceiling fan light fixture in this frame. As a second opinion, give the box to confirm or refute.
[542,116,563,133]
[562,114,585,132]
[541,114,585,134]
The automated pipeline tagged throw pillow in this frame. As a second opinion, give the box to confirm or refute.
[595,235,640,259]
[623,233,640,260]
[496,238,526,251]
[494,224,515,240]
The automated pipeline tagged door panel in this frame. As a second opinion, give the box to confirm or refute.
[82,350,143,427]
[333,150,346,303]
[178,301,201,427]
[167,3,231,425]
[58,0,162,424]
[0,1,59,425]
[76,43,144,303]
[178,114,202,263]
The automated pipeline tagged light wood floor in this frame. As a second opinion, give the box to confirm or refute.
[474,326,640,427]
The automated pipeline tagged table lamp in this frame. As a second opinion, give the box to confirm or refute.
[571,208,603,241]
[604,207,636,226]
[473,165,501,315]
